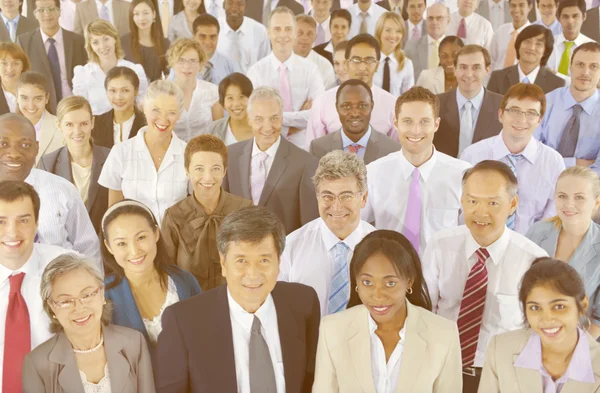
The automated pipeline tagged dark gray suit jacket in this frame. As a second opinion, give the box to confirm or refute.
[17,28,88,114]
[309,128,401,164]
[487,64,565,96]
[582,6,600,43]
[0,14,37,42]
[246,0,304,24]
[223,137,319,234]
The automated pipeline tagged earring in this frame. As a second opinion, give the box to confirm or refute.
[355,286,359,292]
[103,301,107,305]
[407,287,413,295]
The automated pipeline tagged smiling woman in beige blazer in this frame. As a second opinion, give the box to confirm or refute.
[478,258,600,393]
[416,36,464,94]
[312,230,462,393]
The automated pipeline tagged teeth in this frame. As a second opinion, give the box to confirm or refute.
[373,306,389,311]
[5,163,22,168]
[3,241,20,246]
[543,327,560,334]
[130,256,144,263]
[74,315,91,323]
[407,137,423,142]
[475,221,488,225]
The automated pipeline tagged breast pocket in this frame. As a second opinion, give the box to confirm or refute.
[495,293,523,330]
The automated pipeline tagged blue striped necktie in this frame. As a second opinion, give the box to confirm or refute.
[328,242,350,315]
[505,154,522,230]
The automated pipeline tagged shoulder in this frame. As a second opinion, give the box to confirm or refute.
[412,305,459,339]
[435,150,473,171]
[508,230,549,257]
[460,137,493,161]
[428,225,470,248]
[286,140,319,163]
[227,138,252,155]
[286,218,322,244]
[273,282,319,310]
[222,191,253,209]
[536,140,565,163]
[28,168,75,190]
[484,89,504,104]
[40,147,64,168]
[366,151,402,171]
[437,89,454,103]
[489,328,533,353]
[165,264,198,286]
[322,305,366,332]
[527,220,555,239]
[105,324,146,351]
[26,333,61,364]
[93,145,111,161]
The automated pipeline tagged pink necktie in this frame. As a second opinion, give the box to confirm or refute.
[279,63,293,112]
[3,273,30,393]
[315,23,326,47]
[403,169,421,253]
[412,25,421,40]
[457,18,467,39]
[347,144,363,154]
[251,152,269,205]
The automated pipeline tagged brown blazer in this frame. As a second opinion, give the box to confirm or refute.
[0,14,37,42]
[223,137,319,234]
[0,84,10,115]
[582,6,600,43]
[17,28,88,114]
[22,324,156,393]
[245,0,303,23]
[309,128,401,165]
[161,191,253,291]
[487,65,565,96]
[434,88,503,158]
[91,107,147,149]
[156,282,321,393]
[73,0,131,37]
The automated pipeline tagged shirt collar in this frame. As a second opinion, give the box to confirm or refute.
[458,12,476,24]
[319,217,367,252]
[325,41,334,53]
[517,64,540,82]
[493,131,539,164]
[270,52,295,73]
[488,0,504,8]
[397,147,439,182]
[223,16,249,34]
[0,245,43,284]
[368,303,407,338]
[428,34,445,44]
[556,32,589,46]
[252,135,281,159]
[134,127,184,155]
[1,13,19,24]
[512,20,531,33]
[355,2,376,16]
[408,20,423,30]
[95,0,112,9]
[227,286,275,329]
[457,87,485,111]
[563,88,598,116]
[40,26,63,43]
[464,224,511,266]
[341,126,372,149]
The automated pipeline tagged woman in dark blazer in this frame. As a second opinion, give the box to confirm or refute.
[91,67,147,149]
[37,96,110,233]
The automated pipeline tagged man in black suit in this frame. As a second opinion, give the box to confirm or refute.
[314,8,351,64]
[246,0,304,24]
[157,206,321,393]
[487,24,565,95]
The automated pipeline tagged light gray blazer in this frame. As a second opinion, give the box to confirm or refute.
[22,324,156,393]
[309,128,401,165]
[167,11,193,41]
[404,34,430,81]
[206,117,229,142]
[416,66,445,94]
[73,0,130,37]
[475,0,510,24]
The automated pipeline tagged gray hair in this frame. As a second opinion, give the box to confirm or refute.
[216,206,286,258]
[312,150,368,193]
[268,6,297,30]
[247,86,283,116]
[41,254,112,334]
[143,80,185,114]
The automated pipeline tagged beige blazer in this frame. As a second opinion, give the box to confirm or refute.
[416,66,445,95]
[312,302,462,393]
[73,0,130,37]
[22,324,156,393]
[36,111,64,165]
[478,328,600,393]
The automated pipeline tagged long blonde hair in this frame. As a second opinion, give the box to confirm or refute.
[548,166,600,228]
[374,12,406,72]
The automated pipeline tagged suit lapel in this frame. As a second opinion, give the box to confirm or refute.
[0,22,9,42]
[507,66,520,88]
[86,145,105,211]
[332,129,343,151]
[62,30,75,84]
[38,112,55,156]
[395,302,427,393]
[535,68,550,92]
[443,92,460,142]
[239,140,252,199]
[49,333,86,393]
[104,325,133,393]
[33,30,53,79]
[538,227,559,257]
[473,90,494,141]
[348,307,377,393]
[513,359,544,393]
[259,139,290,206]
[364,132,380,164]
[571,223,600,270]
[56,147,74,183]
[208,286,238,391]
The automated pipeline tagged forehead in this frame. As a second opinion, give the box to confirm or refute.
[349,43,377,57]
[146,94,179,111]
[18,84,46,95]
[359,252,399,276]
[35,0,55,7]
[509,0,529,5]
[180,48,200,59]
[338,85,371,101]
[331,16,349,26]
[90,34,113,41]
[505,97,541,110]
[317,176,360,191]
[556,174,594,192]
[226,235,278,257]
[464,170,511,197]
[456,51,486,66]
[559,6,583,16]
[133,2,152,11]
[249,98,282,116]
[62,108,93,121]
[523,33,546,42]
[526,284,575,302]
[107,76,135,88]
[190,150,224,166]
[538,0,555,5]
[51,268,99,295]
[0,196,34,215]
[397,100,435,118]
[572,50,600,63]
[0,120,36,140]
[428,5,447,16]
[106,213,153,237]
[196,25,219,34]
[408,0,425,6]
[297,20,316,31]
[270,12,295,26]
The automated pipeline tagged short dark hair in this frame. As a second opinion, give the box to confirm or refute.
[462,160,519,198]
[572,42,600,62]
[0,181,40,223]
[330,8,352,27]
[17,71,50,94]
[334,40,349,53]
[509,0,533,7]
[453,44,491,68]
[104,66,140,91]
[336,79,373,104]
[557,0,586,18]
[193,13,221,35]
[216,206,286,258]
[515,25,554,67]
[394,86,440,118]
[535,0,558,5]
[218,72,254,107]
[33,0,60,10]
[501,83,547,118]
[345,33,381,61]
[439,35,465,51]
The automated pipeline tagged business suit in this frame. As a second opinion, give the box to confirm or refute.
[314,41,334,64]
[377,0,408,20]
[434,88,503,157]
[206,117,230,141]
[37,144,110,233]
[475,0,510,27]
[309,128,401,164]
[404,34,433,82]
[403,19,427,47]
[0,14,37,42]
[0,84,10,115]
[91,107,147,149]
[312,301,462,393]
[246,0,304,24]
[416,66,446,94]
[73,0,131,37]
[21,324,156,393]
[478,328,600,393]
[156,282,321,393]
[582,6,600,43]
[17,28,88,114]
[223,137,319,234]
[487,64,565,96]
[35,110,64,165]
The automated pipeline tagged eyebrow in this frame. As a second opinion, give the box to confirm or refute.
[0,213,32,219]
[55,286,95,298]
[360,273,399,279]
[113,230,148,241]
[230,253,275,258]
[465,194,501,199]
[526,299,569,305]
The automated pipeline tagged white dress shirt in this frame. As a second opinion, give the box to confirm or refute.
[488,0,506,31]
[347,2,388,38]
[98,127,189,225]
[251,135,282,179]
[40,28,72,99]
[422,225,548,367]
[0,244,74,391]
[369,313,406,393]
[25,169,101,262]
[217,16,271,73]
[373,55,415,96]
[173,80,219,142]
[306,50,337,90]
[59,0,78,31]
[546,33,595,82]
[361,149,472,253]
[278,217,376,316]
[204,0,225,19]
[95,0,113,23]
[228,289,285,393]
[113,112,136,145]
[517,64,540,83]
[447,11,494,48]
[490,21,531,71]
[3,91,15,112]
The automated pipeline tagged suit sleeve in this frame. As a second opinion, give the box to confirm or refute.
[477,336,501,393]
[160,209,180,264]
[303,287,321,393]
[136,331,157,392]
[433,323,463,393]
[299,158,319,226]
[486,72,500,94]
[311,318,338,393]
[156,306,190,393]
[37,156,49,171]
[21,355,45,393]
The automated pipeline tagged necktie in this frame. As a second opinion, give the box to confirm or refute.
[99,3,111,21]
[457,248,489,368]
[429,39,440,69]
[207,0,217,17]
[382,57,391,92]
[251,152,269,205]
[278,63,293,112]
[359,13,368,34]
[202,61,214,83]
[249,316,277,393]
[262,0,271,25]
[6,20,15,42]
[403,168,422,253]
[47,38,63,101]
[505,154,522,230]
[522,76,530,83]
[347,143,363,154]
[558,41,575,76]
[556,104,583,158]
[503,30,517,68]
[160,0,170,37]
[457,18,467,39]
[229,31,242,66]
[412,25,421,40]
[328,242,351,314]
[459,101,473,155]
[2,273,31,393]
[315,23,326,47]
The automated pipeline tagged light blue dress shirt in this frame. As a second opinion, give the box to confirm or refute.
[534,87,600,174]
[457,87,485,129]
[1,13,19,42]
[533,18,563,36]
[341,126,372,160]
[168,51,240,85]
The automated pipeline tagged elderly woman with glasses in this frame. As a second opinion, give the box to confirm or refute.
[22,254,155,393]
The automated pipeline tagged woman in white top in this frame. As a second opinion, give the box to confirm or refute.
[16,71,63,164]
[416,36,464,94]
[98,79,189,225]
[0,42,29,113]
[373,12,415,96]
[167,0,206,41]
[312,230,462,393]
[73,19,149,116]
[168,38,223,142]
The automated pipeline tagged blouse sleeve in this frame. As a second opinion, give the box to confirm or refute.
[98,144,124,191]
[72,65,89,100]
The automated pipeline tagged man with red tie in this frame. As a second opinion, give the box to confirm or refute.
[0,180,72,392]
[422,160,548,393]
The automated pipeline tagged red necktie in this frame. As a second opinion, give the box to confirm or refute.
[3,273,30,393]
[457,248,489,368]
[457,18,467,39]
[347,144,363,154]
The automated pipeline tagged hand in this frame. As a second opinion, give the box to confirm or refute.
[576,158,595,167]
[288,127,303,136]
[301,99,313,111]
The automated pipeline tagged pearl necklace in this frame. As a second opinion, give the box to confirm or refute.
[73,334,104,354]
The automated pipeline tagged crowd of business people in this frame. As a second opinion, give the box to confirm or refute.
[1,0,600,392]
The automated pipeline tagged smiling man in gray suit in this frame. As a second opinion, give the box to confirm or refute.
[223,86,319,234]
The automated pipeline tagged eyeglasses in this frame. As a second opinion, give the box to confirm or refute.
[177,58,200,65]
[317,191,363,204]
[0,60,22,68]
[35,6,58,14]
[348,57,378,66]
[504,107,540,121]
[50,286,104,309]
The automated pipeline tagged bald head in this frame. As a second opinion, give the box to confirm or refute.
[427,3,451,39]
[0,113,38,181]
